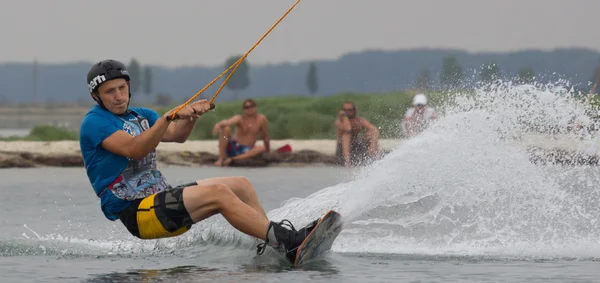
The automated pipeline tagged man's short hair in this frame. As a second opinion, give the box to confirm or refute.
[243,98,256,107]
[342,100,355,109]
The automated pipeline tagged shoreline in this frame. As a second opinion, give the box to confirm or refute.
[0,139,403,169]
[0,139,403,156]
[1,134,599,168]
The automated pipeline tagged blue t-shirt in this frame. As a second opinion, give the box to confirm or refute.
[79,105,161,220]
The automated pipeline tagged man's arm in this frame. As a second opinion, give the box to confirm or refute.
[340,131,350,167]
[360,118,379,153]
[102,114,173,160]
[161,118,197,143]
[101,104,202,159]
[402,116,413,137]
[402,109,414,137]
[335,111,351,133]
[360,118,379,141]
[335,111,351,166]
[162,100,214,143]
[430,109,438,120]
[260,115,270,152]
[212,115,242,135]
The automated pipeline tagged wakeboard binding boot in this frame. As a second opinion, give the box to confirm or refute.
[256,218,320,262]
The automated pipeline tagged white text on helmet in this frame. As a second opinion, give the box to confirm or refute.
[88,75,106,92]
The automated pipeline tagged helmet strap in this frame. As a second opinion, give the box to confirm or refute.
[127,81,131,108]
[91,92,108,110]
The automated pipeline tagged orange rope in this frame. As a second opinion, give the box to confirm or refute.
[170,0,301,120]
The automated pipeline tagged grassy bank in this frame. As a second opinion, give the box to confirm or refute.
[0,125,79,141]
[158,91,452,140]
[1,91,451,141]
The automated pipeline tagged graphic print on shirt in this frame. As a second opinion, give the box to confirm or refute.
[108,111,170,201]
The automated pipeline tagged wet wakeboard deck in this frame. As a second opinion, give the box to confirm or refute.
[292,210,343,268]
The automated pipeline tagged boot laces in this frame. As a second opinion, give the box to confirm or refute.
[256,219,296,255]
[279,219,297,231]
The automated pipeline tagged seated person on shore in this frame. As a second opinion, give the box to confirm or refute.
[212,99,270,166]
[335,101,380,167]
[402,93,437,137]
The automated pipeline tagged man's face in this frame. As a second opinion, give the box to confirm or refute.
[342,103,356,118]
[243,102,257,116]
[95,78,129,115]
[415,104,425,113]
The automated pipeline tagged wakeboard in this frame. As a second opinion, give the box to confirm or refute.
[292,210,343,267]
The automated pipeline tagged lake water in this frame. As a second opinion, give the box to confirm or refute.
[0,128,30,138]
[1,164,599,283]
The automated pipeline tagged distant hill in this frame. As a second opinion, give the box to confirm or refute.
[0,48,598,104]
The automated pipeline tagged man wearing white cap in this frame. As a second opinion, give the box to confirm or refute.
[402,94,437,137]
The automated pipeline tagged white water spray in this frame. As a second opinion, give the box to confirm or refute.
[264,82,600,259]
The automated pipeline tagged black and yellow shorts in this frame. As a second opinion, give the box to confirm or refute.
[119,182,197,240]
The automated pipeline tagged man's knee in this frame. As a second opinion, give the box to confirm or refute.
[226,176,255,195]
[232,176,251,186]
[222,126,232,136]
[210,183,239,207]
[217,126,232,140]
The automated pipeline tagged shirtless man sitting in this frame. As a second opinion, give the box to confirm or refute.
[335,101,380,167]
[212,99,270,166]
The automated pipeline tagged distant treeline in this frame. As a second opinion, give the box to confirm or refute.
[1,48,600,104]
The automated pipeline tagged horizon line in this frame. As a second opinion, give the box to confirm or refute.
[0,46,598,69]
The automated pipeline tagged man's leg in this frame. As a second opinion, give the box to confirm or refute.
[352,138,370,166]
[223,145,266,166]
[341,133,351,167]
[182,183,269,239]
[335,141,343,166]
[181,182,320,261]
[194,176,267,218]
[367,134,379,157]
[215,126,232,166]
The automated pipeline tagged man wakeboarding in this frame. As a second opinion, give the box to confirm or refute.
[79,59,319,262]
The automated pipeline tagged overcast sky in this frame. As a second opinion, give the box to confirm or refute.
[1,0,597,67]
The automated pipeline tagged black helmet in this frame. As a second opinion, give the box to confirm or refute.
[86,59,131,108]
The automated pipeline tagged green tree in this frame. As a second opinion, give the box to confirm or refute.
[479,61,500,85]
[155,92,173,107]
[439,55,464,89]
[415,69,430,90]
[306,62,318,95]
[127,58,141,94]
[224,55,250,99]
[143,66,153,95]
[517,67,535,84]
[590,58,600,88]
